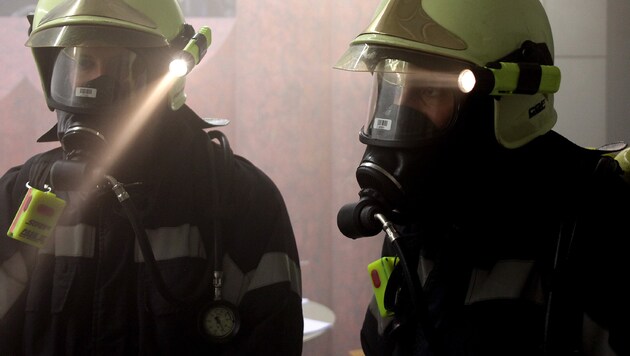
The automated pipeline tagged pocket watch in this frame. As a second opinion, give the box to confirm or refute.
[198,299,241,343]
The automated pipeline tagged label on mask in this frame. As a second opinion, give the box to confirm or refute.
[7,185,66,248]
[75,87,97,98]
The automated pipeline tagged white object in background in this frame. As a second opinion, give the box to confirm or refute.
[302,298,336,342]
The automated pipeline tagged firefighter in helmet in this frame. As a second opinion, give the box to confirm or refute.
[336,0,630,355]
[0,1,303,354]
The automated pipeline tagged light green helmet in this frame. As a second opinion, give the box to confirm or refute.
[26,0,195,112]
[335,0,558,149]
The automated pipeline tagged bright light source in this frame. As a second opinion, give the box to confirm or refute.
[168,26,212,79]
[169,58,189,78]
[457,69,476,93]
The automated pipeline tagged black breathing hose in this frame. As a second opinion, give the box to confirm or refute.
[103,130,232,307]
[106,174,213,307]
[373,213,443,355]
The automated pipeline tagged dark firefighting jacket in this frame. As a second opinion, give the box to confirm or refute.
[0,106,303,355]
[359,131,630,356]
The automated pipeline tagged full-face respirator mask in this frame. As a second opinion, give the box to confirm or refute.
[335,40,562,239]
[337,58,464,239]
[44,45,151,189]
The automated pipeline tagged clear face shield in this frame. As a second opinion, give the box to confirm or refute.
[50,46,149,113]
[362,59,463,148]
[335,46,477,237]
[47,46,153,162]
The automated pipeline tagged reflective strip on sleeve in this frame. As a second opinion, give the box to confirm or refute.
[41,224,96,257]
[0,252,28,319]
[465,259,544,305]
[222,252,302,305]
[135,224,205,262]
[38,223,300,305]
[40,224,203,261]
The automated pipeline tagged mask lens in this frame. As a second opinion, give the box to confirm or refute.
[51,46,148,111]
[362,60,461,147]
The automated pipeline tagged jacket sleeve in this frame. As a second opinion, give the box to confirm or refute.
[217,156,303,356]
[576,169,630,355]
[0,165,34,354]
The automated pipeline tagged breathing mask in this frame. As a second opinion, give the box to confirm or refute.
[337,57,465,238]
[50,46,148,159]
[44,45,153,191]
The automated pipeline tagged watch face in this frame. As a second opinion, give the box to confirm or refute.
[199,301,240,343]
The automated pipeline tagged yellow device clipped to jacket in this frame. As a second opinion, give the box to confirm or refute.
[368,256,398,317]
[7,183,66,248]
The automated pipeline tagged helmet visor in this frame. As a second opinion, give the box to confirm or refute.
[50,46,148,112]
[362,59,462,147]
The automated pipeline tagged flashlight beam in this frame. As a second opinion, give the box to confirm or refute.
[103,74,177,169]
[78,73,179,192]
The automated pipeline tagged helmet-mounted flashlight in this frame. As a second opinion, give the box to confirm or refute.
[457,62,561,96]
[169,26,212,77]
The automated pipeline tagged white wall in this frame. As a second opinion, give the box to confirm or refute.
[542,0,629,149]
[606,0,630,145]
[542,0,607,147]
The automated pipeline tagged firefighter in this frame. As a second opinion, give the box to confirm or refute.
[335,0,630,355]
[0,0,303,354]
